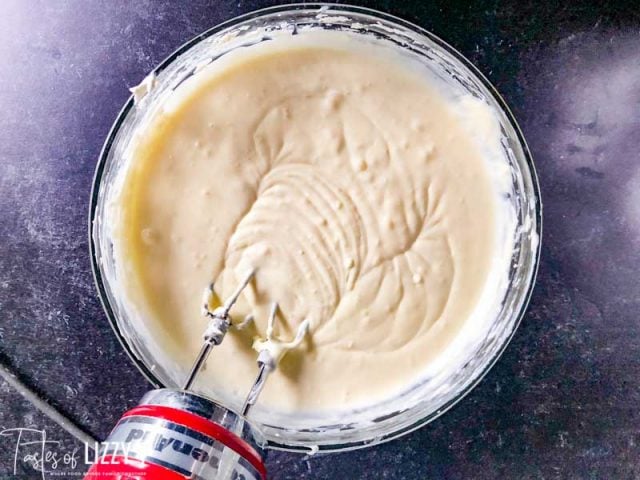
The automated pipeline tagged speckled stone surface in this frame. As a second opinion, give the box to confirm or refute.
[1,1,639,478]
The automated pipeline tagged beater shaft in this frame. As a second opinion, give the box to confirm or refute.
[183,270,254,390]
[241,303,309,417]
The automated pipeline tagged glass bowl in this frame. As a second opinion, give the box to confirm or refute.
[90,3,541,453]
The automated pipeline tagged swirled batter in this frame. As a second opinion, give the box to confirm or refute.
[115,33,503,412]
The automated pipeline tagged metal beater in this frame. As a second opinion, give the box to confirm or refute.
[184,269,309,416]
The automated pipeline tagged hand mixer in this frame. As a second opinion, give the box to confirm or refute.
[84,270,309,480]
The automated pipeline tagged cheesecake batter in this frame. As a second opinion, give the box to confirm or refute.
[113,33,505,412]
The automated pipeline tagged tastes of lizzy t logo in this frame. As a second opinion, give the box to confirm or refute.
[0,427,80,478]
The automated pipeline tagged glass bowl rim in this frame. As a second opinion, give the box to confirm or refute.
[88,2,543,453]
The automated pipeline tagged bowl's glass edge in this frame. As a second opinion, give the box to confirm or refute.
[88,3,543,453]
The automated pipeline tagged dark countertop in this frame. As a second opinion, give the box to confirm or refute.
[1,1,639,478]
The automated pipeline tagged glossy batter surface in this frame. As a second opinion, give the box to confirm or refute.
[116,35,500,411]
